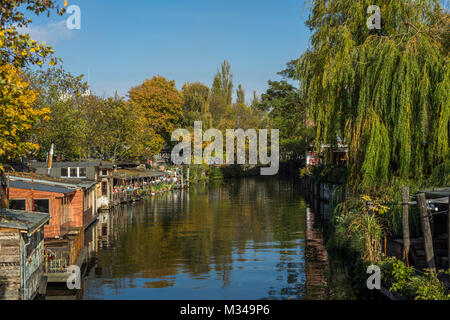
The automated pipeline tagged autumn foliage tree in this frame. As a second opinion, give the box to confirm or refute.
[84,96,164,162]
[0,63,49,162]
[27,67,166,162]
[0,0,63,67]
[0,0,64,207]
[0,0,64,154]
[128,76,183,146]
[0,64,46,207]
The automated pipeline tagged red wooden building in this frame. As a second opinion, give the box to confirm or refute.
[8,174,97,281]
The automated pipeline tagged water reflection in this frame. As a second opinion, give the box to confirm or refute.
[81,177,308,300]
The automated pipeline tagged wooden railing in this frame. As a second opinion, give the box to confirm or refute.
[44,247,70,273]
[44,231,84,274]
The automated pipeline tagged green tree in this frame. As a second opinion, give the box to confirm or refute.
[260,80,311,160]
[297,0,449,189]
[232,85,264,130]
[212,60,233,105]
[26,67,89,160]
[181,82,213,129]
[278,59,298,80]
[250,91,260,110]
[236,84,245,105]
[233,103,264,130]
[210,61,234,129]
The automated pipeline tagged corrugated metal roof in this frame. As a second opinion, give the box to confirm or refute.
[0,209,50,233]
[9,175,97,189]
[9,180,76,194]
[30,161,114,168]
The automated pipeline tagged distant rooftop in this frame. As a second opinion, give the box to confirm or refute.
[9,172,97,189]
[114,169,168,179]
[0,209,50,233]
[29,160,115,169]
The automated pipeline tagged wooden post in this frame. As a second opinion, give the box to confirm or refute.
[187,167,190,187]
[181,168,184,190]
[401,187,410,265]
[367,201,374,216]
[417,193,436,273]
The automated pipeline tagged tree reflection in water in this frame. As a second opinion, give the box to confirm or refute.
[82,177,315,300]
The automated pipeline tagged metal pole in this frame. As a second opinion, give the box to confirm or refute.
[47,144,54,175]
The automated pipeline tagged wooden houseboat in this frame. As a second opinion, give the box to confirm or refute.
[29,161,115,211]
[8,174,98,283]
[0,209,50,300]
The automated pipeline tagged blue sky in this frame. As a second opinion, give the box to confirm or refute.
[25,0,311,101]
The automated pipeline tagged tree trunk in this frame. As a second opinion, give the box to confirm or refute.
[448,196,450,269]
[402,187,410,265]
[417,193,436,273]
[0,169,8,209]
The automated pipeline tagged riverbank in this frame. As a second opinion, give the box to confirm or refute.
[302,164,450,300]
[184,160,304,184]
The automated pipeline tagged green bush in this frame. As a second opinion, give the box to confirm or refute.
[379,257,450,300]
[208,166,224,180]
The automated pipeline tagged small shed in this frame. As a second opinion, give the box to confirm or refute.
[0,209,50,300]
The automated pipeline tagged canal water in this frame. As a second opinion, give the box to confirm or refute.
[69,177,353,300]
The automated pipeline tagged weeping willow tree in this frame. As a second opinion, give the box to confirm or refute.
[297,0,449,190]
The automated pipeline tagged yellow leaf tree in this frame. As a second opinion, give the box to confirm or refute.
[0,64,49,161]
[128,76,183,144]
[0,0,63,208]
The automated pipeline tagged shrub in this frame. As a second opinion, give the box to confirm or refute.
[379,257,450,300]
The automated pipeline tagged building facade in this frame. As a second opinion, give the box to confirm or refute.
[30,161,115,211]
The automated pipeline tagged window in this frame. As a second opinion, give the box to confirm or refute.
[63,167,86,178]
[102,181,107,196]
[83,190,90,210]
[10,199,26,211]
[34,199,50,213]
[79,168,87,177]
[61,197,69,225]
[101,169,108,176]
